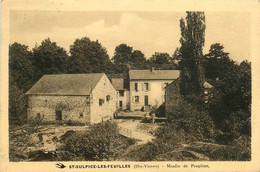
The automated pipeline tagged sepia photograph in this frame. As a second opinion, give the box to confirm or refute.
[8,10,252,162]
[1,0,260,171]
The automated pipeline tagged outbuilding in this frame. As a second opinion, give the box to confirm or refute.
[26,73,117,125]
[165,78,213,116]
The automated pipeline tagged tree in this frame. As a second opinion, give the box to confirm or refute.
[112,44,133,73]
[9,43,35,124]
[149,52,171,65]
[172,47,182,69]
[9,43,34,90]
[32,38,69,76]
[208,60,251,142]
[130,50,146,69]
[203,43,232,80]
[68,37,114,74]
[146,52,177,70]
[112,44,148,73]
[112,44,133,65]
[179,11,206,96]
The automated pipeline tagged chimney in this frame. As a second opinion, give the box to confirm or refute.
[150,67,155,72]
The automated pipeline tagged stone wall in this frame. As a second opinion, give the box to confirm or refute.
[90,75,117,124]
[165,79,182,116]
[27,95,91,125]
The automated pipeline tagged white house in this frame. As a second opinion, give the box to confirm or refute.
[129,68,180,111]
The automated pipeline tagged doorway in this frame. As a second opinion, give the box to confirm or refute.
[119,101,123,109]
[144,96,149,106]
[56,110,62,121]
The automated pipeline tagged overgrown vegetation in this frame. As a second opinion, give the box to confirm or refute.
[59,121,136,161]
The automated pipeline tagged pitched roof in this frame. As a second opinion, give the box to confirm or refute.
[107,73,127,79]
[129,69,180,80]
[110,78,125,90]
[165,78,213,90]
[165,77,181,90]
[26,73,105,95]
[107,73,129,90]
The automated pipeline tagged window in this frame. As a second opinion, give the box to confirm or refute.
[119,90,124,97]
[55,110,62,120]
[99,99,104,106]
[144,95,149,106]
[119,101,123,109]
[135,96,139,103]
[80,113,83,118]
[106,95,110,102]
[134,83,138,91]
[144,83,149,91]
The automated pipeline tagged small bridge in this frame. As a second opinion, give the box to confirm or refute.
[118,126,132,138]
[117,120,154,144]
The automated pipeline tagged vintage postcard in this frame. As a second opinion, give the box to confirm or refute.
[1,0,260,171]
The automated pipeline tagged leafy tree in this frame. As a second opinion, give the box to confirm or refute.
[146,52,177,70]
[203,43,232,80]
[32,38,69,76]
[68,37,114,74]
[179,11,206,96]
[130,50,146,69]
[172,47,182,68]
[9,43,35,124]
[112,44,148,73]
[149,52,171,65]
[9,43,35,90]
[112,44,133,65]
[208,60,251,142]
[112,44,133,73]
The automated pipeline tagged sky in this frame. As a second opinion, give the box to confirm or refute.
[10,11,251,63]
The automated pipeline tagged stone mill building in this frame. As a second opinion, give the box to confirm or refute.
[26,73,117,125]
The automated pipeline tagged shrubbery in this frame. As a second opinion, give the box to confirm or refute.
[167,97,216,141]
[61,121,135,161]
[124,97,217,161]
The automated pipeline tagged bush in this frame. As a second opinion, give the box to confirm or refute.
[123,97,217,161]
[168,99,216,141]
[186,135,251,161]
[61,121,135,161]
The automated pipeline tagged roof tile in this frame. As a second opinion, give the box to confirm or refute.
[26,73,104,95]
[129,69,180,80]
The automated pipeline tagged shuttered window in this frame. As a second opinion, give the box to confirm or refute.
[135,83,138,91]
[144,83,149,91]
[134,96,139,103]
